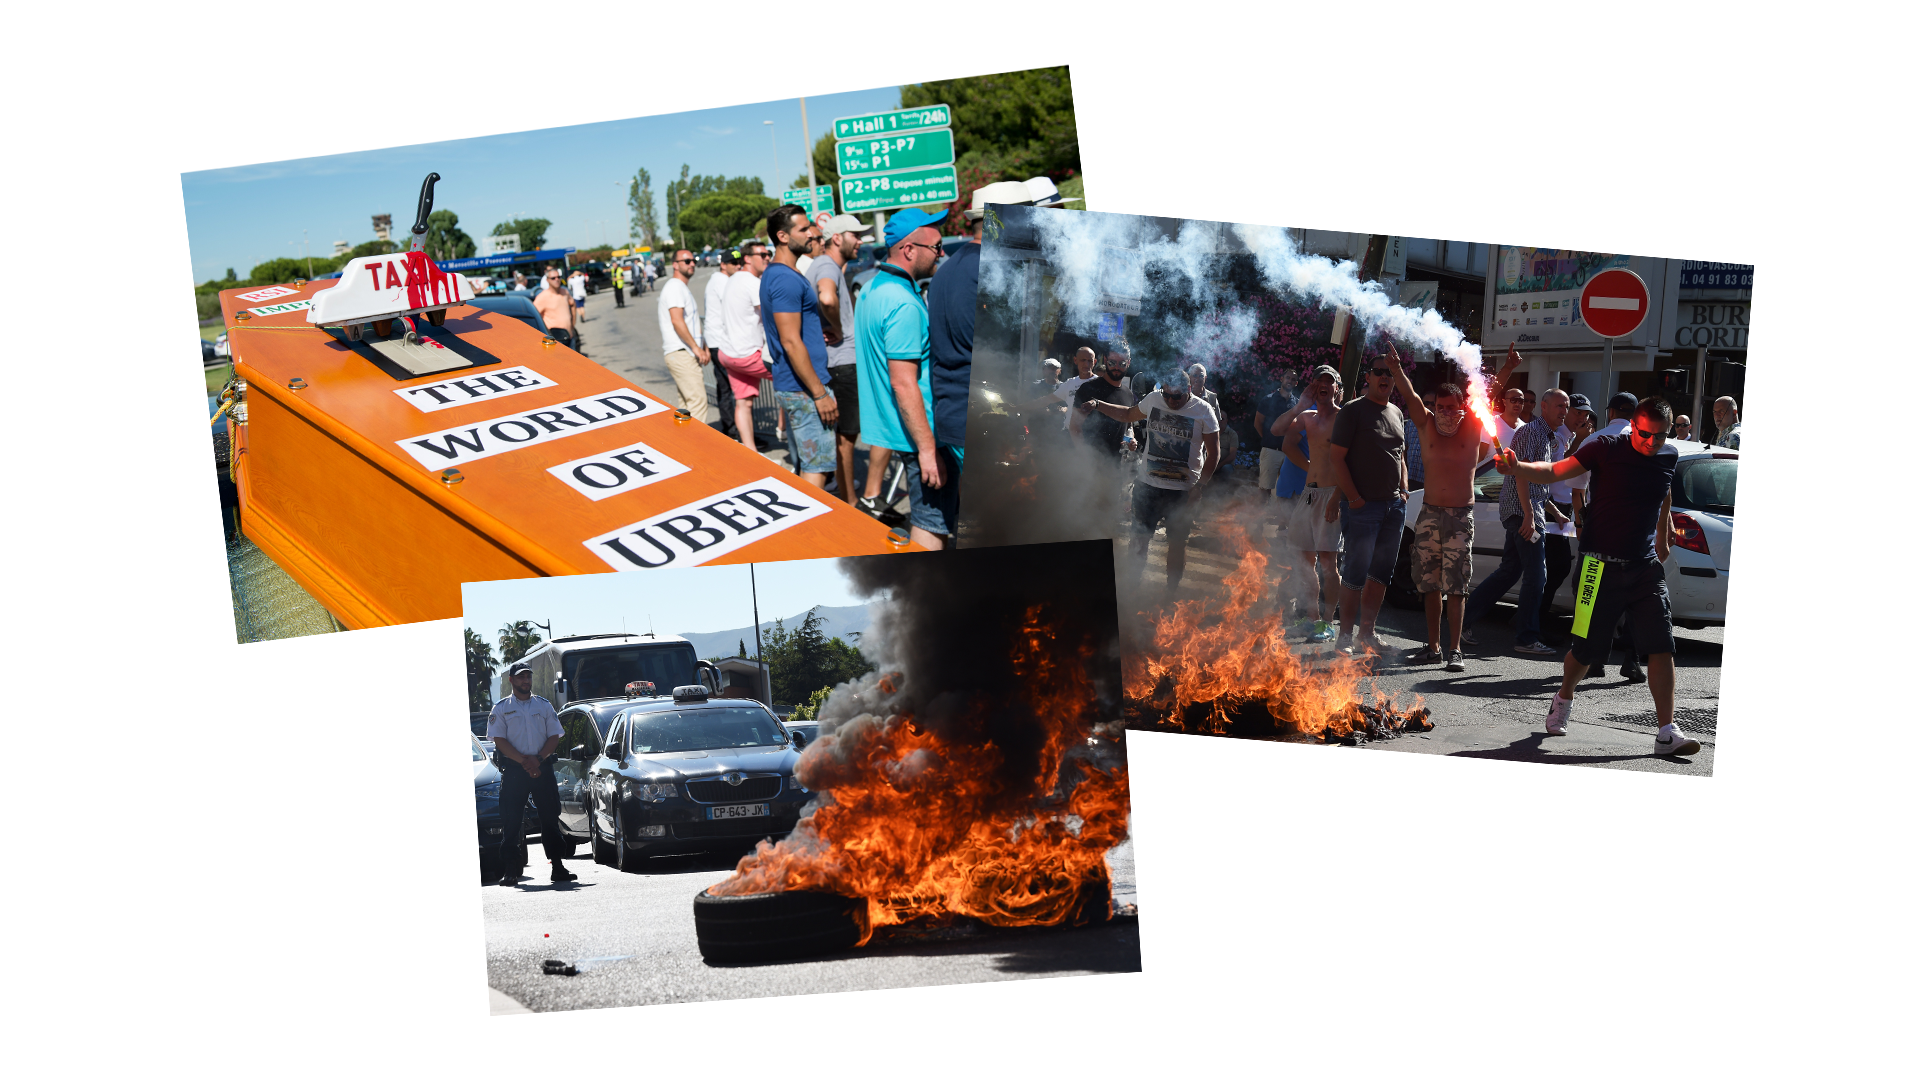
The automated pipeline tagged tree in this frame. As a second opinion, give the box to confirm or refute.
[757,608,874,709]
[628,167,660,248]
[246,257,313,286]
[667,168,767,247]
[803,130,839,191]
[465,628,497,713]
[785,684,834,725]
[498,620,544,667]
[492,217,552,253]
[347,238,398,260]
[901,67,1079,178]
[423,209,476,261]
[678,191,779,249]
[737,639,747,658]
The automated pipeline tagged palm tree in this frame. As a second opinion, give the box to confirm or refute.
[464,628,498,712]
[498,620,544,666]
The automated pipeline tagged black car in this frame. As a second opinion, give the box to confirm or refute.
[580,261,611,294]
[566,685,808,872]
[473,732,506,881]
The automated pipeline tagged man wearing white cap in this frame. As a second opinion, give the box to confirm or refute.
[808,214,878,507]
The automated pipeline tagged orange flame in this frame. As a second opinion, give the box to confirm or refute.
[710,606,1130,942]
[1123,519,1426,738]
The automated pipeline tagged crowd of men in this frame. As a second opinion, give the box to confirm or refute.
[624,176,1069,550]
[1239,341,1737,757]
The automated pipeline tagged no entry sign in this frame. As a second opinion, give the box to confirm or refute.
[1579,268,1650,339]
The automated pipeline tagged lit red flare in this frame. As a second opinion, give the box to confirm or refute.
[710,606,1129,942]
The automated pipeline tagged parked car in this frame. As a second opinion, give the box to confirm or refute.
[213,332,230,359]
[579,685,809,871]
[1388,438,1734,628]
[201,337,217,366]
[579,261,610,294]
[783,718,821,749]
[474,732,506,881]
[1666,440,1758,626]
[462,293,549,335]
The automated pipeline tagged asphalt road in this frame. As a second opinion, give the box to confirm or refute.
[484,836,1139,1014]
[1121,480,1719,777]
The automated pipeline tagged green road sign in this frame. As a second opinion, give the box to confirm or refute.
[779,185,836,213]
[836,128,955,177]
[832,104,952,141]
[838,165,961,214]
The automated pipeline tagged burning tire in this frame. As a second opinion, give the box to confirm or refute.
[692,888,864,964]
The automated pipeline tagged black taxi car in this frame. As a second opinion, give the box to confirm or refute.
[571,685,809,872]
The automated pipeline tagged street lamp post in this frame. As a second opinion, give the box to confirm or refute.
[763,119,780,193]
[783,0,814,196]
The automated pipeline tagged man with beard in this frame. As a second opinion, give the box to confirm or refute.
[1278,365,1344,643]
[808,215,876,507]
[1492,398,1697,756]
[655,250,711,424]
[1385,344,1486,670]
[1071,343,1136,457]
[760,204,838,490]
[855,208,952,549]
[1326,354,1408,658]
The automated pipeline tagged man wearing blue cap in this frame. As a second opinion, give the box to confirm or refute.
[855,207,952,549]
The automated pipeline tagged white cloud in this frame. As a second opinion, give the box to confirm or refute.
[168,116,506,181]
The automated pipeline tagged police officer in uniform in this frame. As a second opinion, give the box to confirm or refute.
[486,662,579,884]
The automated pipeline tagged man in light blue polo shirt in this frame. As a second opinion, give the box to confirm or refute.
[855,207,950,549]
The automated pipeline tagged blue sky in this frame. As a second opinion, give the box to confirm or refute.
[168,0,1006,284]
[461,558,870,648]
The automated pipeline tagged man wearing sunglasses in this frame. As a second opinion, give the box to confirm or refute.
[656,249,711,424]
[855,207,953,549]
[531,265,578,347]
[761,204,838,490]
[1492,397,1699,756]
[1325,354,1409,658]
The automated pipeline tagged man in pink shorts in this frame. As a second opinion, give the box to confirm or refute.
[715,241,772,450]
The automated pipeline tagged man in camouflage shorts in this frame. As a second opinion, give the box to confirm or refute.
[1386,344,1488,671]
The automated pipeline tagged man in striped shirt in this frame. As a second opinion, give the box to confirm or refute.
[1461,388,1573,655]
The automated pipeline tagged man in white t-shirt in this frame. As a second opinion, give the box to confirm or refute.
[1050,347,1097,427]
[568,269,588,322]
[655,249,710,420]
[716,241,773,449]
[1081,367,1221,591]
[704,248,740,439]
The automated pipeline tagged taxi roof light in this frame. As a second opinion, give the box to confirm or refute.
[671,684,710,702]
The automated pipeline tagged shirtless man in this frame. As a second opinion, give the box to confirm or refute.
[1278,365,1345,639]
[1386,342,1487,671]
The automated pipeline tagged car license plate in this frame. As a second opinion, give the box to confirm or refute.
[709,803,770,820]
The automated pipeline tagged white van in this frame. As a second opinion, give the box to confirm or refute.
[496,633,720,709]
